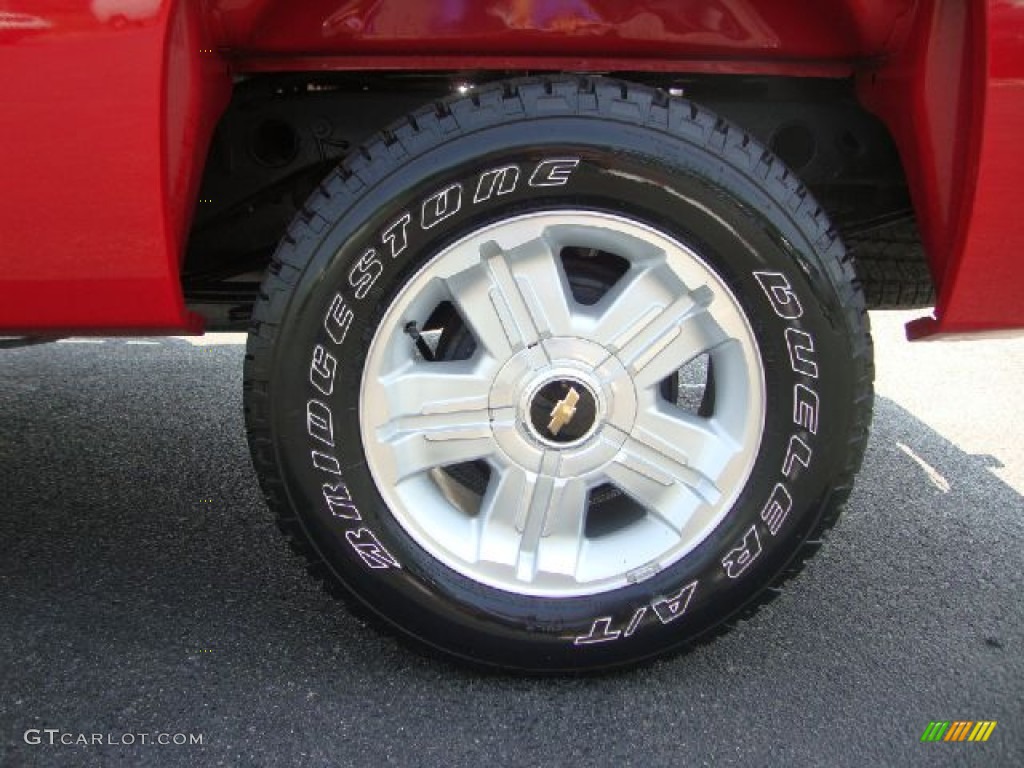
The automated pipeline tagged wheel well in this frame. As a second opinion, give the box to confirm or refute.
[183,72,931,329]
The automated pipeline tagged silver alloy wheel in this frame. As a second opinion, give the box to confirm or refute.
[360,211,765,597]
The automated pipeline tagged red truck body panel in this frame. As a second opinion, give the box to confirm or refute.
[0,0,1021,337]
[209,0,912,77]
[0,0,228,333]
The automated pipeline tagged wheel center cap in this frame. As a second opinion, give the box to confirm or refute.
[488,339,635,473]
[528,378,598,445]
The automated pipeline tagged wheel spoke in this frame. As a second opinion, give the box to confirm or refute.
[615,292,724,391]
[503,234,575,339]
[604,409,730,530]
[590,262,678,343]
[375,361,495,483]
[591,262,729,390]
[477,462,589,583]
[381,359,493,420]
[445,235,571,362]
[632,405,737,484]
[533,474,590,581]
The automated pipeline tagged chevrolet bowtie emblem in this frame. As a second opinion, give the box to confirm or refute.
[547,387,581,437]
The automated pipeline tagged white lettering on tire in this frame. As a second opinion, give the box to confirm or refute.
[785,328,819,379]
[793,383,819,434]
[717,270,821,581]
[651,581,698,624]
[721,525,762,578]
[573,270,824,646]
[308,157,587,577]
[781,435,812,479]
[382,212,411,259]
[344,157,580,303]
[324,294,354,345]
[754,271,804,319]
[323,482,361,521]
[574,617,622,645]
[311,450,342,476]
[421,183,463,229]
[573,581,698,645]
[345,528,402,570]
[759,483,792,536]
[528,158,580,187]
[348,250,383,300]
[474,165,520,203]
[306,399,335,447]
[309,345,337,396]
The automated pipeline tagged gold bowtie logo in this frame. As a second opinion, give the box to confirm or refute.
[547,387,581,437]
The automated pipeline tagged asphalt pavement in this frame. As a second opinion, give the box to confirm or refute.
[0,312,1021,767]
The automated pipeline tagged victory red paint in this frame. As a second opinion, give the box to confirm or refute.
[0,0,1021,337]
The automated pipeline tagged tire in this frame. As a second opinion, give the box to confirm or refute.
[244,76,874,672]
[846,218,936,309]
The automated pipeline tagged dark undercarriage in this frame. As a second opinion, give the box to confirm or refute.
[183,72,932,330]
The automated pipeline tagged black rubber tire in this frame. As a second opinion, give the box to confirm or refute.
[243,75,874,673]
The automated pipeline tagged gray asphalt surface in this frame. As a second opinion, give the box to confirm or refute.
[0,314,1021,767]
